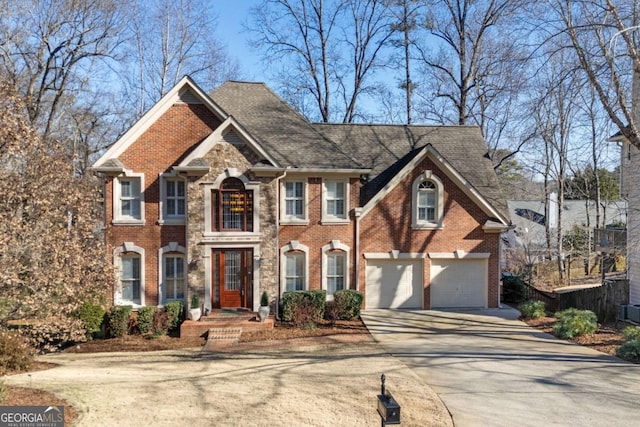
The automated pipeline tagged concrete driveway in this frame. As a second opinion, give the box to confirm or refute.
[361,308,640,427]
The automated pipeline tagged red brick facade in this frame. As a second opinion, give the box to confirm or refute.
[103,104,220,305]
[96,79,508,312]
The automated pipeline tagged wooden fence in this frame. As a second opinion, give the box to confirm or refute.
[522,278,629,322]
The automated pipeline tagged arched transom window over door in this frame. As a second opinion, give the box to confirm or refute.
[213,177,254,231]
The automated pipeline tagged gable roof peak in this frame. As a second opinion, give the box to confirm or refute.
[92,76,227,168]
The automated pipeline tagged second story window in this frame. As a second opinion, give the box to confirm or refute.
[214,177,253,232]
[412,171,444,229]
[417,180,436,222]
[285,181,304,219]
[114,175,144,224]
[165,180,185,218]
[323,180,347,222]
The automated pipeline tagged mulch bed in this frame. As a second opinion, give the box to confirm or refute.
[523,316,627,358]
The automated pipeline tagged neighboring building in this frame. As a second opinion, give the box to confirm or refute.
[506,196,627,253]
[91,76,511,313]
[611,130,640,303]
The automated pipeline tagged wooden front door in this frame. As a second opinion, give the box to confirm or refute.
[212,249,253,308]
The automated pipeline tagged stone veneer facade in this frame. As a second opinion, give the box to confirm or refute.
[186,137,279,312]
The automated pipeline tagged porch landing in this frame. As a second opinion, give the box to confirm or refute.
[180,309,274,338]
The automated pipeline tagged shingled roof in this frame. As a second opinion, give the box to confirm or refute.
[314,123,509,220]
[210,81,508,222]
[209,81,363,169]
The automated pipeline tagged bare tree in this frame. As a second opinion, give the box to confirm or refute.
[0,0,125,140]
[122,0,240,116]
[413,0,532,173]
[552,0,640,148]
[531,57,583,280]
[250,0,393,123]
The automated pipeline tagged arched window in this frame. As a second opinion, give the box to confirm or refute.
[412,171,444,229]
[322,240,350,298]
[213,177,253,231]
[417,180,436,222]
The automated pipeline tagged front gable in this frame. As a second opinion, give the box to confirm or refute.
[360,144,510,230]
[177,117,279,175]
[93,76,227,171]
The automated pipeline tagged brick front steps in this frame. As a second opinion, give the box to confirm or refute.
[180,309,274,338]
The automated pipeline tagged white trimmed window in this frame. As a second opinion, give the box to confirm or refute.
[163,255,185,302]
[280,241,309,293]
[418,181,436,222]
[327,253,345,294]
[283,180,306,221]
[160,176,186,223]
[412,171,444,229]
[322,240,350,297]
[285,253,305,291]
[114,242,145,307]
[204,169,261,236]
[323,180,348,222]
[113,174,144,224]
[121,255,142,304]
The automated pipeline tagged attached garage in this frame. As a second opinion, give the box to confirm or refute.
[430,256,488,308]
[365,258,423,309]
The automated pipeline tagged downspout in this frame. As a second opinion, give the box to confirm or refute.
[354,208,363,293]
[498,231,503,309]
[274,167,290,320]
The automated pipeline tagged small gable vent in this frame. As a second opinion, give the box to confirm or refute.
[223,129,244,146]
[177,89,202,104]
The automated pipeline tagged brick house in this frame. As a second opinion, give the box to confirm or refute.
[91,76,511,313]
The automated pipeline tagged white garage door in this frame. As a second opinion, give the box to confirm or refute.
[365,259,423,309]
[430,259,487,308]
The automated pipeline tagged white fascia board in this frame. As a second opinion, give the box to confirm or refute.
[360,145,509,226]
[179,116,280,168]
[93,76,227,168]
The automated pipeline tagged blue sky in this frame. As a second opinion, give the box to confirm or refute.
[215,0,264,81]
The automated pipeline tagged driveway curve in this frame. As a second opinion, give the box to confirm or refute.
[362,308,640,427]
[3,340,452,427]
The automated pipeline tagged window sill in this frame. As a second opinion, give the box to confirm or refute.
[280,219,310,226]
[157,218,186,226]
[320,218,350,225]
[412,223,444,230]
[112,219,145,226]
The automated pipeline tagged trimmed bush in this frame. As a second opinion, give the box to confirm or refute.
[136,306,156,335]
[76,302,106,338]
[151,310,170,337]
[552,308,598,339]
[108,306,132,338]
[164,301,184,331]
[623,326,640,342]
[282,290,326,323]
[617,339,640,362]
[261,291,269,307]
[518,300,546,320]
[324,301,340,322]
[290,299,319,329]
[333,290,363,320]
[0,328,34,375]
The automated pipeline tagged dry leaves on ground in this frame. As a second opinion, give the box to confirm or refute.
[523,316,626,358]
